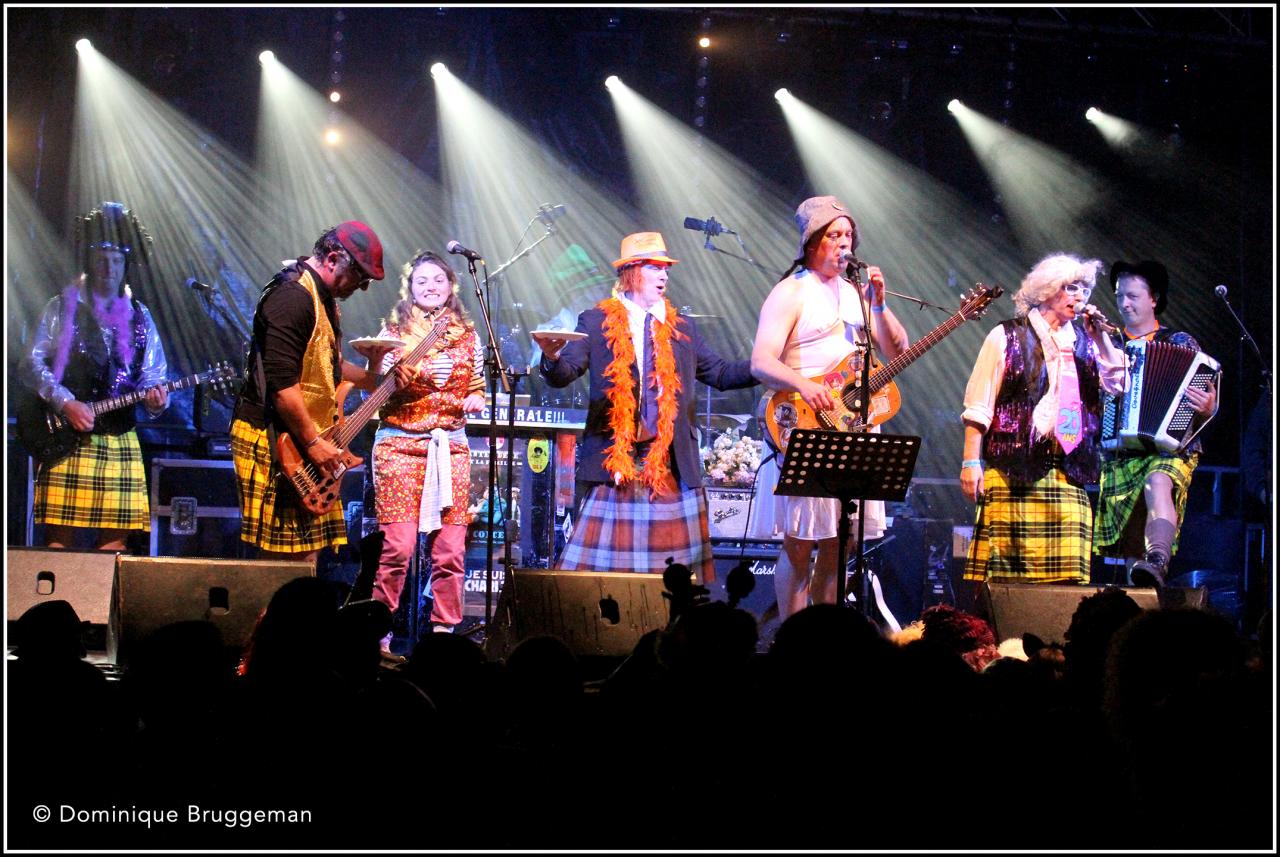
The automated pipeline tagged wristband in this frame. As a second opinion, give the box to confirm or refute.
[961,459,983,470]
[305,435,323,449]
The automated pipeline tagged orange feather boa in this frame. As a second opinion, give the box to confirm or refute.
[599,296,683,495]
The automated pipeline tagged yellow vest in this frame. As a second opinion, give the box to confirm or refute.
[297,269,340,431]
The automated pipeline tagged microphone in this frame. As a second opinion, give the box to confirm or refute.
[186,277,216,293]
[1073,300,1118,334]
[1215,284,1229,299]
[446,240,484,263]
[839,251,868,270]
[535,203,566,226]
[682,216,737,237]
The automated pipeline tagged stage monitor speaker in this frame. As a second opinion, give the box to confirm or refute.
[6,547,117,626]
[483,569,669,661]
[980,582,1208,644]
[107,555,314,667]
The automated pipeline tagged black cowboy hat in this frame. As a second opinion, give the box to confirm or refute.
[1110,259,1169,315]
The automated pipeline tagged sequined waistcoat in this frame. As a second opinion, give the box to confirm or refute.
[62,299,148,436]
[983,317,1102,486]
[380,326,475,433]
[295,270,341,433]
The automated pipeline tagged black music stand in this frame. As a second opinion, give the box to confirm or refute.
[774,429,921,621]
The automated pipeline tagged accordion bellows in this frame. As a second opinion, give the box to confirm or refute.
[1102,339,1221,453]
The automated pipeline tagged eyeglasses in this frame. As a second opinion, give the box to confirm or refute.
[1062,280,1093,297]
[335,248,370,289]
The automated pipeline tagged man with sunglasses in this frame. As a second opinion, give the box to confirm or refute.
[960,253,1127,586]
[231,221,390,563]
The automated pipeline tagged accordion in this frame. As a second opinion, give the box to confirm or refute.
[1101,339,1220,453]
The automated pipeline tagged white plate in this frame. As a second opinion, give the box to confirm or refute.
[531,330,587,342]
[350,337,407,351]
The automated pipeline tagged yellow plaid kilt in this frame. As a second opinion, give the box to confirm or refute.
[1094,452,1198,558]
[964,465,1091,584]
[33,431,150,531]
[230,418,347,554]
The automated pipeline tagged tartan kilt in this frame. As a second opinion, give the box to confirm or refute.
[1094,452,1198,558]
[33,431,150,531]
[230,418,347,554]
[557,482,717,584]
[964,465,1092,583]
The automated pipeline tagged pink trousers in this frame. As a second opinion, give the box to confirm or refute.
[372,521,468,627]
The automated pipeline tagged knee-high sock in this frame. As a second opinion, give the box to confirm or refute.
[1144,517,1177,562]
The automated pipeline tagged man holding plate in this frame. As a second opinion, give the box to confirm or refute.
[534,231,757,583]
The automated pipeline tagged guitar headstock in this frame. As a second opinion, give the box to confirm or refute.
[204,360,240,393]
[959,282,1003,320]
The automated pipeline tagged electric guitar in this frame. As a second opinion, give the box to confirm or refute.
[278,309,454,516]
[762,283,1002,452]
[16,362,239,467]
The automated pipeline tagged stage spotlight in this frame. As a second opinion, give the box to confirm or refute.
[430,62,447,78]
[605,75,620,90]
[75,38,93,53]
[947,99,963,113]
[698,36,711,49]
[775,88,791,101]
[324,128,341,146]
[1085,106,1100,122]
[259,50,275,64]
[329,90,341,103]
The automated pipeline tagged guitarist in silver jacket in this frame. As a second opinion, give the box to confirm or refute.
[18,201,169,551]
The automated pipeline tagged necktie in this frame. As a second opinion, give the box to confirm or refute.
[639,314,660,441]
[1055,341,1083,455]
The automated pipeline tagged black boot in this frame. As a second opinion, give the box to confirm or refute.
[1130,552,1169,589]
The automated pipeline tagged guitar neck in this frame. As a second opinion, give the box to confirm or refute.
[331,316,452,449]
[89,372,205,417]
[867,311,968,393]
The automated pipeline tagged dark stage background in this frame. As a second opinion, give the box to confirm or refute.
[5,7,1274,549]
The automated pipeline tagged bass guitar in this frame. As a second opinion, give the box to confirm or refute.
[16,362,238,467]
[278,309,454,516]
[762,283,1002,452]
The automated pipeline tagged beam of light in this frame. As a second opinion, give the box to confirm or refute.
[779,90,1028,477]
[947,98,963,114]
[430,62,448,78]
[329,90,341,104]
[323,127,341,146]
[951,101,1252,374]
[75,38,92,54]
[950,101,1111,258]
[604,75,620,90]
[433,70,657,376]
[257,57,453,357]
[258,50,274,64]
[68,45,288,431]
[698,37,711,49]
[774,88,790,102]
[1084,105,1142,150]
[6,168,81,368]
[608,76,800,369]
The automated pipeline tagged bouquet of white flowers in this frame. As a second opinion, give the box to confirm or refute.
[701,428,762,487]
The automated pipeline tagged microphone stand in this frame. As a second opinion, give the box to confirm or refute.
[1218,290,1272,399]
[843,262,875,617]
[465,257,513,629]
[701,231,775,277]
[881,289,951,313]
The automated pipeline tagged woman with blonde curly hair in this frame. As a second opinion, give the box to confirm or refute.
[366,250,486,643]
[959,253,1126,584]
